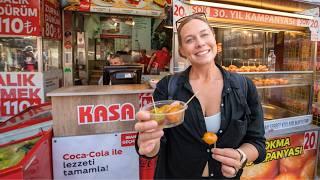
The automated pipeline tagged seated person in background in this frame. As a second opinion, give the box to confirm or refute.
[147,46,171,74]
[137,49,150,74]
[108,54,124,65]
[98,54,125,85]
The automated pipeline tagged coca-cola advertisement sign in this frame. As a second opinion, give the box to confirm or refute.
[43,0,61,39]
[0,0,41,36]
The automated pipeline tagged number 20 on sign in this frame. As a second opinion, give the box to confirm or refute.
[304,131,318,150]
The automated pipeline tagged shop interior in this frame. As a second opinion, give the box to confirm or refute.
[70,12,172,85]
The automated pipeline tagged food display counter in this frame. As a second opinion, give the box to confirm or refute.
[171,0,320,178]
[242,71,313,131]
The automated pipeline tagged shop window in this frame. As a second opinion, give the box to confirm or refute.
[42,39,62,71]
[0,37,38,72]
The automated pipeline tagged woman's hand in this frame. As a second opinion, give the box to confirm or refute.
[135,110,164,157]
[211,148,242,178]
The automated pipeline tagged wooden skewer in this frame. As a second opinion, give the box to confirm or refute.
[186,90,200,105]
[151,96,157,113]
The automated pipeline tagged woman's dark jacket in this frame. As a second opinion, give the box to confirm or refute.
[140,65,266,179]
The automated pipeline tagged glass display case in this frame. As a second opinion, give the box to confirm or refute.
[212,28,315,131]
[241,71,313,121]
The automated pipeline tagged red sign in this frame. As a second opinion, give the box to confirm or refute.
[173,1,315,29]
[79,0,91,12]
[121,132,136,147]
[0,73,44,119]
[139,93,153,108]
[43,0,61,39]
[241,130,319,179]
[0,0,41,36]
[208,7,312,27]
[77,103,135,124]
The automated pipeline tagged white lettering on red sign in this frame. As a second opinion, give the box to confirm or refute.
[139,93,153,108]
[121,132,136,147]
[173,2,313,29]
[0,0,40,36]
[43,0,61,39]
[77,103,135,124]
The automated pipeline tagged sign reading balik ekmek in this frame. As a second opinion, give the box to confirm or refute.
[0,72,44,121]
[52,132,139,179]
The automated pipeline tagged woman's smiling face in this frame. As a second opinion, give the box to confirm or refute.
[179,19,217,66]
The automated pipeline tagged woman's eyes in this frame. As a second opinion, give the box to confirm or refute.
[185,38,194,43]
[184,33,210,43]
[201,33,209,37]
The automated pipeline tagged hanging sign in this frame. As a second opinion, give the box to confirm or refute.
[0,0,41,36]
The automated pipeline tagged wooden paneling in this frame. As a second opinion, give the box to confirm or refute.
[52,93,143,137]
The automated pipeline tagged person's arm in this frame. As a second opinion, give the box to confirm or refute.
[135,112,163,157]
[240,77,266,164]
[147,53,156,72]
[135,76,170,157]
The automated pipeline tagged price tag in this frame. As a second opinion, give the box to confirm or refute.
[304,131,318,150]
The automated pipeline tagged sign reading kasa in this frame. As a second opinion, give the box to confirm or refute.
[77,103,135,124]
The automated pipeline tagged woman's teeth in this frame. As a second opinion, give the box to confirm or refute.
[196,50,210,56]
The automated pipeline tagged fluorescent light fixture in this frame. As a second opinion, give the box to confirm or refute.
[186,0,314,20]
[210,23,306,34]
[210,23,280,33]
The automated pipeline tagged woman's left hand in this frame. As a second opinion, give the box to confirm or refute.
[211,148,242,178]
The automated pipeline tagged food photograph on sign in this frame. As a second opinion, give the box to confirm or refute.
[61,0,169,13]
[241,132,318,180]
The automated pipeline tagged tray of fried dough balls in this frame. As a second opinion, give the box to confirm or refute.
[252,78,289,87]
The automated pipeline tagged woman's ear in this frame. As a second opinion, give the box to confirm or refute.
[179,48,186,59]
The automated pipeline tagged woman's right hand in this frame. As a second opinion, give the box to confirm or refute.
[135,110,164,156]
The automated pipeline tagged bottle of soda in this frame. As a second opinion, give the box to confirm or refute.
[267,50,276,71]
